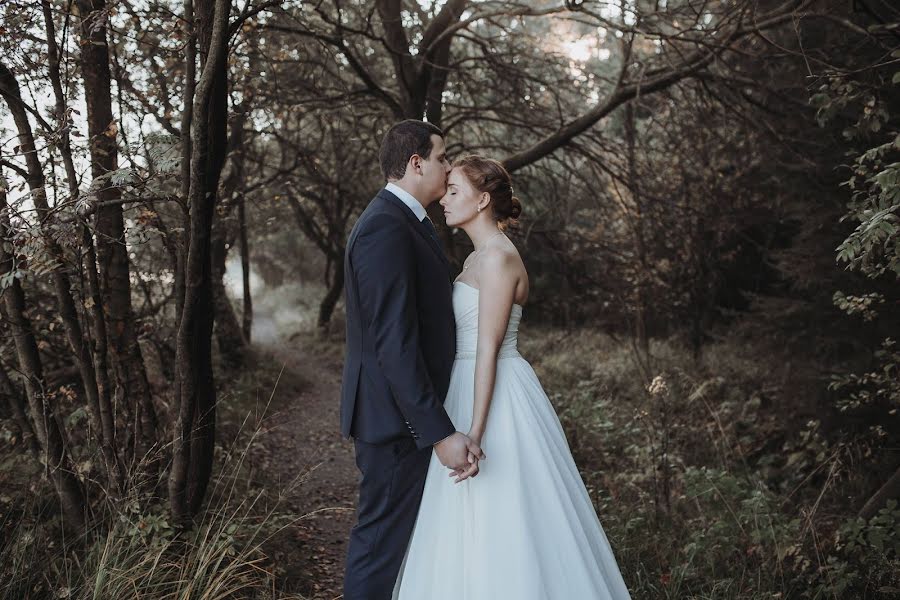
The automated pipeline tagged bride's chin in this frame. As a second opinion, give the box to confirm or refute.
[447,214,472,228]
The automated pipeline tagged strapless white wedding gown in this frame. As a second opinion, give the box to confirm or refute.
[392,281,632,599]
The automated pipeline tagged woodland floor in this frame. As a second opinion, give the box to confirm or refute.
[235,332,357,600]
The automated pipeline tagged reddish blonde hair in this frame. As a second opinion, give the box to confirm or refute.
[453,155,521,227]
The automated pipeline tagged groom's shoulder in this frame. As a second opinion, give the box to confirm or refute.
[356,190,407,228]
[349,190,411,246]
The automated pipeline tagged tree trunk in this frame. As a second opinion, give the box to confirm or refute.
[318,253,345,329]
[624,100,652,376]
[420,0,465,125]
[177,0,196,326]
[209,102,250,366]
[75,0,159,475]
[42,0,125,492]
[211,218,247,370]
[0,358,40,456]
[0,169,86,531]
[169,0,231,524]
[859,466,900,522]
[238,196,252,341]
[0,61,127,492]
[228,104,253,343]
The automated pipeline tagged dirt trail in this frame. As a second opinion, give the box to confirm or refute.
[250,337,357,600]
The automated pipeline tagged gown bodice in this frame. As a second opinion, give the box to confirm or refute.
[452,281,523,360]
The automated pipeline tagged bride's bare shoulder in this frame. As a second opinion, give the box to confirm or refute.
[480,243,518,270]
[478,240,528,289]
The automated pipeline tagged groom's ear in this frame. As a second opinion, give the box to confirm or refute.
[410,154,423,176]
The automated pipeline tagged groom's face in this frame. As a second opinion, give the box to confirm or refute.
[417,135,452,203]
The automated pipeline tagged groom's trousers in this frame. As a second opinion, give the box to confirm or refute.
[344,436,432,600]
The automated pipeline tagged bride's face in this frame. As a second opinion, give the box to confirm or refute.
[440,169,484,228]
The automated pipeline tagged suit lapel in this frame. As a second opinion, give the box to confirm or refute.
[378,190,450,271]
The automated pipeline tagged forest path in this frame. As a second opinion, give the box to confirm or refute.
[245,332,357,600]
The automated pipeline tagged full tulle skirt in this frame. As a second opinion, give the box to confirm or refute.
[392,355,632,599]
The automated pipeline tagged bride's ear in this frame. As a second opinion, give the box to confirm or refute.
[479,191,491,211]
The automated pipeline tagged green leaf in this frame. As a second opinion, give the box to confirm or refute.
[809,92,830,107]
[66,406,87,427]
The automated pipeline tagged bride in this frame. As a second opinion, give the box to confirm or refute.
[392,155,632,599]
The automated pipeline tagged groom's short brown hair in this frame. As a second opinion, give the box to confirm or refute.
[379,120,444,180]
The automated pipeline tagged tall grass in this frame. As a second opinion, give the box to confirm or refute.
[519,325,900,599]
[0,364,311,600]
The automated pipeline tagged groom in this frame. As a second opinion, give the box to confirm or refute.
[341,120,485,599]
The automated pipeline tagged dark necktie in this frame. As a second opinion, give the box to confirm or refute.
[421,215,450,271]
[421,216,439,242]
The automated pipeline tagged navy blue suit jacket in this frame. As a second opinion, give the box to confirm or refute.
[340,188,456,449]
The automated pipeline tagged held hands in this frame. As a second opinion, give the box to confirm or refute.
[433,431,486,484]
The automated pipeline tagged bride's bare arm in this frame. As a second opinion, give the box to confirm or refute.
[469,250,519,444]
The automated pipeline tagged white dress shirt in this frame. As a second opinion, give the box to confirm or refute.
[385,182,428,222]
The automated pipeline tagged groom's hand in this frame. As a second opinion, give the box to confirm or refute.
[433,432,485,477]
[435,432,485,483]
[433,432,470,471]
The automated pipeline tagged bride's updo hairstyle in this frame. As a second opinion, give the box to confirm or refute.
[453,155,522,228]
